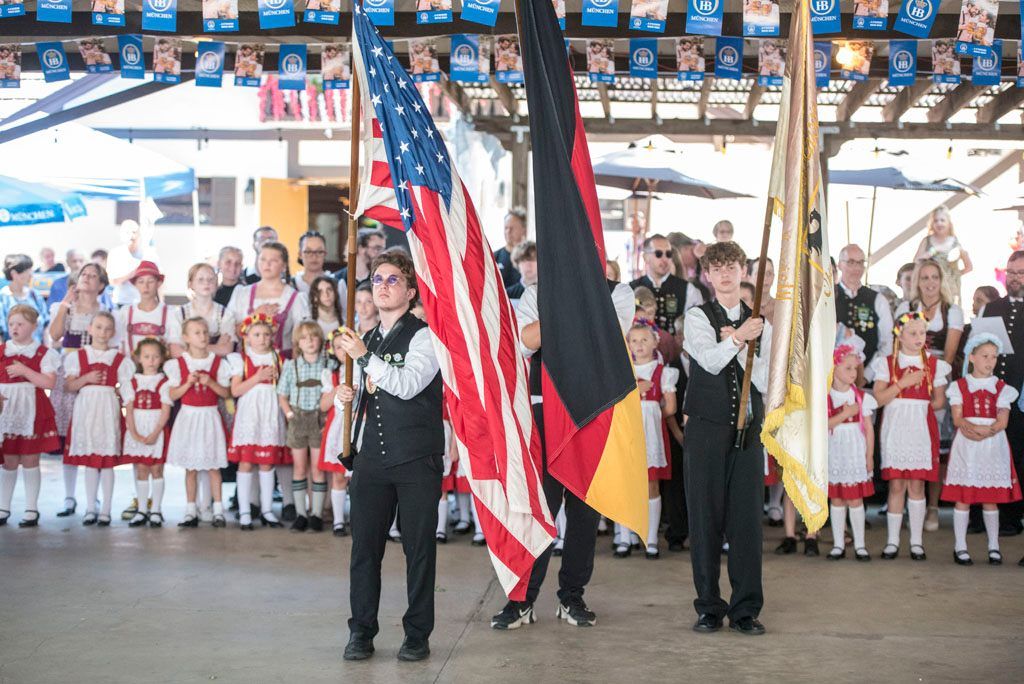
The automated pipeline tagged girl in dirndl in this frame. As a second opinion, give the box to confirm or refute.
[871,312,951,562]
[228,314,287,529]
[827,344,876,561]
[62,312,135,526]
[615,320,678,560]
[0,305,61,527]
[943,335,1021,566]
[120,338,172,528]
[319,328,353,536]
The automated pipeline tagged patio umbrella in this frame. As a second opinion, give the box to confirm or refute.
[0,174,87,227]
[829,166,978,279]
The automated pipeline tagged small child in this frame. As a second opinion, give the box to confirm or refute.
[827,344,876,561]
[62,312,135,526]
[165,318,232,527]
[615,319,678,559]
[277,321,329,532]
[229,314,288,529]
[871,312,951,561]
[317,328,351,536]
[121,339,172,527]
[943,335,1021,565]
[0,305,61,527]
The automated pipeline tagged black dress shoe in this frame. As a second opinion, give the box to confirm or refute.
[309,515,324,532]
[291,515,308,532]
[692,613,723,633]
[953,550,973,566]
[804,538,819,557]
[668,540,685,552]
[774,537,798,555]
[729,617,766,636]
[281,504,297,522]
[909,545,927,561]
[397,637,430,662]
[343,634,374,661]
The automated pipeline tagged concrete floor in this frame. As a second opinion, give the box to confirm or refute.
[2,457,1023,684]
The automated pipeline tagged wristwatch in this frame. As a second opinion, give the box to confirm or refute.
[356,351,373,368]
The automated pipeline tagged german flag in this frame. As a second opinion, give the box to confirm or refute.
[519,0,649,537]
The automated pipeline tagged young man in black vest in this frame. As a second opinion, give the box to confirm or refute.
[979,250,1024,540]
[682,241,770,636]
[630,234,705,336]
[835,244,894,382]
[334,250,444,662]
[490,276,634,630]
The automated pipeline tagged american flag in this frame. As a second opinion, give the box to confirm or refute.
[352,5,555,600]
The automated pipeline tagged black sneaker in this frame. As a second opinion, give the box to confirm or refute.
[490,601,536,630]
[556,596,596,627]
[343,634,374,661]
[397,637,429,662]
[775,537,798,555]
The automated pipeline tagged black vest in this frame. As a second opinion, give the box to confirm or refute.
[630,274,691,335]
[835,284,882,362]
[981,297,1024,391]
[683,301,764,430]
[529,280,620,399]
[357,312,445,467]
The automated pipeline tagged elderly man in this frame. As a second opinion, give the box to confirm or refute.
[836,244,893,382]
[35,247,64,273]
[630,233,704,335]
[978,250,1024,539]
[243,226,279,284]
[495,207,528,290]
[47,249,86,304]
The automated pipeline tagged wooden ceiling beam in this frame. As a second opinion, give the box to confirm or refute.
[882,81,932,123]
[927,83,983,123]
[976,85,1024,124]
[836,78,882,122]
[743,83,764,120]
[697,77,714,119]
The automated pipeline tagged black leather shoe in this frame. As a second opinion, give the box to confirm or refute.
[397,637,430,662]
[281,504,297,522]
[290,515,308,532]
[692,613,723,633]
[729,617,766,636]
[342,634,374,661]
[668,540,685,552]
[803,538,819,557]
[309,515,324,532]
[909,545,927,561]
[775,537,798,555]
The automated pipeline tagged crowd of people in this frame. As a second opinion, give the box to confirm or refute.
[1,206,1022,657]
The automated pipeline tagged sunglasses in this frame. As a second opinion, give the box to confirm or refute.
[371,274,402,288]
[645,249,674,259]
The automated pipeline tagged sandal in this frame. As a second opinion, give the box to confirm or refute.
[909,544,927,561]
[82,512,98,526]
[18,510,40,528]
[148,512,164,528]
[988,549,1003,566]
[826,547,846,561]
[953,550,973,566]
[97,514,112,527]
[854,548,871,562]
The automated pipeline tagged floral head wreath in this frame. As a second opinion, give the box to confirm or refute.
[327,326,352,346]
[239,312,277,335]
[631,316,661,334]
[893,311,928,336]
[833,343,864,366]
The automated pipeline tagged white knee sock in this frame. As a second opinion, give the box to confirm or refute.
[555,502,567,541]
[63,464,78,500]
[277,465,294,506]
[907,498,926,547]
[470,496,484,534]
[983,510,1000,552]
[0,468,17,512]
[99,469,115,516]
[830,504,847,549]
[236,472,254,520]
[768,482,784,512]
[151,478,165,513]
[249,472,260,507]
[456,492,472,524]
[436,498,448,535]
[292,479,308,516]
[23,467,40,512]
[135,479,150,513]
[311,481,327,518]
[886,512,903,548]
[258,470,276,514]
[953,508,969,552]
[389,512,400,537]
[647,497,662,547]
[848,506,866,550]
[614,522,628,546]
[198,470,211,511]
[331,488,347,526]
[84,467,100,514]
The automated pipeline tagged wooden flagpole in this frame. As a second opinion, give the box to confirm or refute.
[342,57,362,459]
[735,197,773,443]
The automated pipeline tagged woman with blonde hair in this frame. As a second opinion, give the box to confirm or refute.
[913,206,972,304]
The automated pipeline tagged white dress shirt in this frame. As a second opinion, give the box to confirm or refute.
[516,281,634,358]
[334,321,440,410]
[682,302,771,395]
[646,272,705,313]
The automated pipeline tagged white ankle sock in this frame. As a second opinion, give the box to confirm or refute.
[886,512,903,548]
[277,465,294,506]
[331,488,347,526]
[953,508,969,552]
[258,470,276,514]
[311,481,327,517]
[0,468,17,511]
[456,492,472,524]
[907,498,926,547]
[436,498,448,535]
[63,464,78,500]
[555,503,567,541]
[135,479,150,512]
[150,478,165,513]
[84,468,100,514]
[99,469,115,516]
[848,506,866,550]
[198,470,211,510]
[22,466,40,512]
[830,504,847,549]
[983,510,1000,551]
[236,471,254,518]
[647,497,662,547]
[291,479,308,516]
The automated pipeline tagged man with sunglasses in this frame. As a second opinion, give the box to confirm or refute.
[629,234,704,335]
[333,249,444,663]
[836,244,893,383]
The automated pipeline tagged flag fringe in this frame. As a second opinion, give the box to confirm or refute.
[762,382,829,532]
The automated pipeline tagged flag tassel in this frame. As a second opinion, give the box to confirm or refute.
[342,43,362,459]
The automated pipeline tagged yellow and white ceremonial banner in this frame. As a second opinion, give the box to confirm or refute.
[761,0,835,533]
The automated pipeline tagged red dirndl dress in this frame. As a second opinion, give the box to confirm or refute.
[0,343,61,455]
[880,355,940,482]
